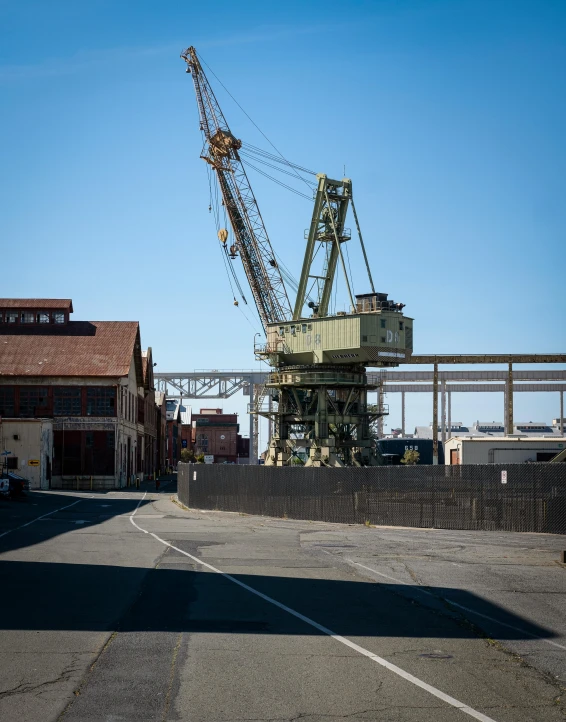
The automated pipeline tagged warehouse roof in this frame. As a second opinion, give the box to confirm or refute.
[0,321,142,380]
[0,299,73,311]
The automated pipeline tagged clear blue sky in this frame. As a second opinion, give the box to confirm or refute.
[1,0,565,442]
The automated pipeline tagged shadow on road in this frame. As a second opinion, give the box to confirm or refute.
[0,491,153,554]
[0,558,556,642]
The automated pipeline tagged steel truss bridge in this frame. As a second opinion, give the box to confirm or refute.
[155,355,566,464]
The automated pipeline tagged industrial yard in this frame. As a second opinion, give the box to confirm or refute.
[1,2,565,722]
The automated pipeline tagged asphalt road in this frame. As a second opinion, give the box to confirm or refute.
[0,479,565,722]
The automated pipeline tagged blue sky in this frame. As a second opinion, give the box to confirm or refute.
[1,0,565,443]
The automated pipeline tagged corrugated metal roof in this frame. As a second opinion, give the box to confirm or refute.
[0,299,73,310]
[0,321,140,378]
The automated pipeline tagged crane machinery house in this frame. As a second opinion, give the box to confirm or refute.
[182,47,414,467]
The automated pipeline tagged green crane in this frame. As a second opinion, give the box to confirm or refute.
[181,46,414,466]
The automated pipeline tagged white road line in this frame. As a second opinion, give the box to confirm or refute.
[129,491,147,526]
[0,499,82,539]
[346,558,566,653]
[129,515,497,722]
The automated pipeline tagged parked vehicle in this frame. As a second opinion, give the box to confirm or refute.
[0,472,30,498]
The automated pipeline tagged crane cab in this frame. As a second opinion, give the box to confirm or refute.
[259,292,413,368]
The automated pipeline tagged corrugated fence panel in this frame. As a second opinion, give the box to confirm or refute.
[177,464,566,534]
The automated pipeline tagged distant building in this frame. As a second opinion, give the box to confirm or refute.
[415,420,566,440]
[155,391,167,474]
[0,298,150,489]
[141,349,157,479]
[192,408,239,463]
[165,399,182,469]
[445,436,566,465]
[180,403,192,455]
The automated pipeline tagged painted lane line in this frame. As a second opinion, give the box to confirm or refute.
[0,499,82,539]
[129,517,496,722]
[346,559,566,653]
[129,491,148,531]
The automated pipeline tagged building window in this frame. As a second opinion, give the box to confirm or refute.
[362,335,368,342]
[301,324,307,333]
[0,387,15,417]
[380,319,386,329]
[381,336,386,343]
[279,327,285,336]
[21,312,35,324]
[197,433,208,452]
[38,312,50,324]
[19,387,49,417]
[290,325,296,335]
[86,387,116,416]
[85,432,94,448]
[6,312,17,324]
[53,312,65,324]
[399,321,404,330]
[54,387,82,416]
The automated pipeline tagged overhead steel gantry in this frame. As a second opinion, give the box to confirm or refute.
[156,355,566,464]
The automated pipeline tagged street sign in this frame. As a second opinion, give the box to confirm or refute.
[501,470,508,484]
[28,460,40,467]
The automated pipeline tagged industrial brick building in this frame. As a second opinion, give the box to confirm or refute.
[0,298,158,488]
[192,408,239,463]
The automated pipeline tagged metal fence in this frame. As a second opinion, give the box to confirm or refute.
[177,463,566,534]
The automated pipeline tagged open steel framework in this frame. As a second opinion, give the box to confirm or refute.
[156,354,566,464]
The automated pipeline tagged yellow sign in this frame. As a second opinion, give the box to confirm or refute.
[28,460,40,467]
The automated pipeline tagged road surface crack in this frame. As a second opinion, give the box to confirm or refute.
[0,658,81,699]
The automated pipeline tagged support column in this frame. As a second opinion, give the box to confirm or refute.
[377,388,384,438]
[249,383,255,465]
[401,391,406,437]
[447,390,452,440]
[441,379,446,450]
[560,391,564,436]
[268,392,273,444]
[506,362,513,435]
[438,362,442,464]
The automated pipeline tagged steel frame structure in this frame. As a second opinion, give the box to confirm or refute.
[156,358,566,464]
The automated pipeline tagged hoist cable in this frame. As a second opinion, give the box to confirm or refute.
[196,50,314,192]
[239,150,316,185]
[241,159,313,201]
[241,143,317,176]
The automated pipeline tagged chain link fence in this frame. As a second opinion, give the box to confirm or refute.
[178,463,566,534]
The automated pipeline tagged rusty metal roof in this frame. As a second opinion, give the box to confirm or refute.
[0,299,73,311]
[0,321,141,380]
